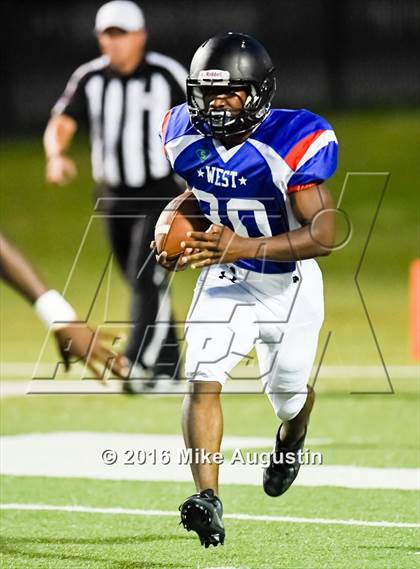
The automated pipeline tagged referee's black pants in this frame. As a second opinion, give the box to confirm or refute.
[101,188,180,379]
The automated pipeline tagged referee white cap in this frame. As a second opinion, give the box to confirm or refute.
[95,1,145,33]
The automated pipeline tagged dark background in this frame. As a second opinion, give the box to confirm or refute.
[1,0,419,134]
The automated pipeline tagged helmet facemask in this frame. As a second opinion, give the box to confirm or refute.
[187,71,275,137]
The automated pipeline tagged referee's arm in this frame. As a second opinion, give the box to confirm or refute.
[43,114,78,186]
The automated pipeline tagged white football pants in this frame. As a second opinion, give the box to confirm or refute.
[184,259,324,421]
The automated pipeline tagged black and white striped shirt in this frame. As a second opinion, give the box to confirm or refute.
[52,52,187,190]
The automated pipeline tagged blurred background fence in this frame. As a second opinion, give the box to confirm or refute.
[1,0,419,135]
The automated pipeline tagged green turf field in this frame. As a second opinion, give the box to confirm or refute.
[1,109,419,568]
[1,479,418,569]
[1,385,419,569]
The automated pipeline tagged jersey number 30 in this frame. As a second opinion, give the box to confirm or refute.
[192,188,272,238]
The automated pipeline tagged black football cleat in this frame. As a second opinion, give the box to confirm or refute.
[263,424,307,497]
[179,489,225,548]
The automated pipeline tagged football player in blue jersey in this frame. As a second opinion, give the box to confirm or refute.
[154,32,338,547]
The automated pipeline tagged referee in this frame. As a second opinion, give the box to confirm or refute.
[43,1,187,392]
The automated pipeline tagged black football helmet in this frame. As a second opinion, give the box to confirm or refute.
[187,32,276,137]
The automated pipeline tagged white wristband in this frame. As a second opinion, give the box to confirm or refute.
[34,290,77,330]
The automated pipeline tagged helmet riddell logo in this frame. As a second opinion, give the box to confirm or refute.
[198,69,231,81]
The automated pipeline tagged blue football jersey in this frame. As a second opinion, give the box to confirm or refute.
[161,103,338,274]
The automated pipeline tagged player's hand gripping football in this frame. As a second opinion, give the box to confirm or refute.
[150,240,194,272]
[54,324,129,382]
[181,224,247,268]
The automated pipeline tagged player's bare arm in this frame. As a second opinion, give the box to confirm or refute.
[0,233,48,302]
[0,233,128,380]
[43,113,78,186]
[181,183,335,268]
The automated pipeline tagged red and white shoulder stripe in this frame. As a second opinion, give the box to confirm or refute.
[285,129,337,193]
[285,129,333,170]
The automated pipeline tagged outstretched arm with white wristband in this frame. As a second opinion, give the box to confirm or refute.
[0,233,129,380]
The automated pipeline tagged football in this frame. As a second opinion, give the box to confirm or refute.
[154,190,210,259]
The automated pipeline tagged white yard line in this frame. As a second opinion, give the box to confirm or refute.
[1,362,419,398]
[0,503,418,528]
[1,381,31,397]
[1,432,419,490]
[1,362,419,381]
